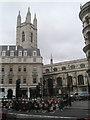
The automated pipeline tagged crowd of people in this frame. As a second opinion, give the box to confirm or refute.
[1,95,72,113]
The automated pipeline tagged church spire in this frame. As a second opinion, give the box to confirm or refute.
[33,13,37,29]
[17,10,21,27]
[50,54,53,64]
[26,7,31,23]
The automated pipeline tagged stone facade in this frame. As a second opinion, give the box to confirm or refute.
[0,5,89,98]
[43,58,88,96]
[0,8,43,98]
[79,1,90,96]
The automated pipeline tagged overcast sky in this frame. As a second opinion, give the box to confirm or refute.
[0,0,89,64]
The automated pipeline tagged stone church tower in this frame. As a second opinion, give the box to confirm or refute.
[16,7,37,49]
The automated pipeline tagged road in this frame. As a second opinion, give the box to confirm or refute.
[6,100,90,120]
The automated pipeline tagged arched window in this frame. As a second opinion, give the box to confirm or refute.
[22,31,25,42]
[67,76,72,86]
[80,64,85,68]
[57,77,62,86]
[71,65,75,69]
[62,66,66,71]
[46,69,49,73]
[53,67,57,72]
[78,75,84,85]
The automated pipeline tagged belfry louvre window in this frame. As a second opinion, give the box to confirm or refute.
[31,32,33,43]
[22,31,25,42]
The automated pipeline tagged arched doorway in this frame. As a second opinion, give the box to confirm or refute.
[7,89,13,99]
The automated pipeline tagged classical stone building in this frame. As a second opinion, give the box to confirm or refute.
[0,8,43,98]
[79,1,90,97]
[0,5,89,98]
[43,58,88,96]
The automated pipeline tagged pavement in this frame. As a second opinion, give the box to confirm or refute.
[6,100,90,120]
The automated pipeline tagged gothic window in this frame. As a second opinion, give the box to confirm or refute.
[78,75,84,85]
[80,64,85,68]
[31,32,33,43]
[22,31,25,42]
[10,51,14,56]
[2,51,6,56]
[71,65,75,69]
[53,67,57,72]
[62,66,66,71]
[67,76,72,86]
[57,77,62,86]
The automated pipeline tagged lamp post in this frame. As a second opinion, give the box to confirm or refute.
[79,1,90,100]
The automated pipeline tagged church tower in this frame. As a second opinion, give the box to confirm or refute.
[16,7,37,49]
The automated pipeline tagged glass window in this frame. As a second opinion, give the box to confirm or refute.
[2,51,6,56]
[23,78,26,84]
[57,77,62,86]
[23,51,27,56]
[9,79,12,84]
[23,67,26,72]
[53,68,57,72]
[46,69,49,73]
[2,67,4,72]
[18,51,22,56]
[67,76,72,86]
[71,65,75,69]
[22,31,25,42]
[10,51,14,56]
[33,67,37,73]
[33,51,37,56]
[10,67,13,72]
[33,77,37,83]
[78,75,84,85]
[1,78,4,84]
[80,64,85,68]
[18,66,21,72]
[62,66,66,71]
